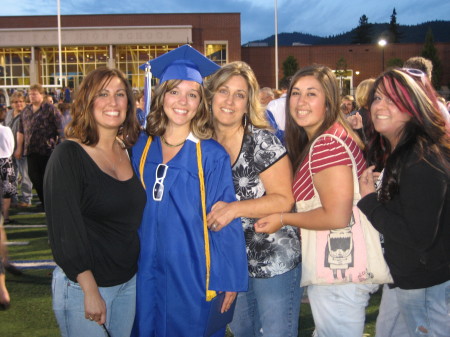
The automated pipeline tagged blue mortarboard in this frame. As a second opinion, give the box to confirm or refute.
[139,45,219,128]
[139,44,220,84]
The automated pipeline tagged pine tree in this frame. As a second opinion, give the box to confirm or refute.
[282,56,298,78]
[389,8,403,43]
[422,28,443,89]
[352,15,372,44]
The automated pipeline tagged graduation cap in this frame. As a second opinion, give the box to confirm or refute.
[139,45,220,128]
[139,44,220,84]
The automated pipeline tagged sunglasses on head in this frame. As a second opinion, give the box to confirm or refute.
[402,67,425,77]
[153,164,168,201]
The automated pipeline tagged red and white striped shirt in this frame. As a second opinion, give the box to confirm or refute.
[293,122,365,202]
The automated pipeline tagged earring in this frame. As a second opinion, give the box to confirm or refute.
[243,114,248,128]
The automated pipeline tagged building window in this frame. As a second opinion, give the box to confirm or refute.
[40,46,109,88]
[205,42,227,66]
[0,48,31,87]
[115,44,181,90]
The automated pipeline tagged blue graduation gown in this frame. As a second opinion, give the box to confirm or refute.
[131,133,248,337]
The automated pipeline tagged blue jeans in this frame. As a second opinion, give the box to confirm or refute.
[52,266,136,337]
[308,283,379,337]
[13,156,32,204]
[395,280,450,337]
[376,284,409,337]
[229,264,303,337]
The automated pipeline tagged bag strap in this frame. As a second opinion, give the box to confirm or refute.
[138,136,216,301]
[307,133,361,201]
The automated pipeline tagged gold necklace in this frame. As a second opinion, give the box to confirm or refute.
[161,135,186,147]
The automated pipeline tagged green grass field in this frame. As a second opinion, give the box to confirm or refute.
[2,204,381,337]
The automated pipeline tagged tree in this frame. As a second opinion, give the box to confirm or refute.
[421,28,443,89]
[389,8,403,43]
[387,58,403,68]
[282,55,298,78]
[352,15,372,44]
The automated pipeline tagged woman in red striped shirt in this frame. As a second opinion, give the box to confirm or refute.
[255,65,379,337]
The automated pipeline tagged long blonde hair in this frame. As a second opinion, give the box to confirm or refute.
[205,61,270,132]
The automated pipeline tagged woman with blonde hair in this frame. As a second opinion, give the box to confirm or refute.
[347,78,375,143]
[255,65,378,337]
[131,45,247,337]
[206,61,302,337]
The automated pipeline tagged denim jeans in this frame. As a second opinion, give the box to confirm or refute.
[395,280,450,337]
[308,283,379,337]
[13,156,33,204]
[229,264,303,337]
[52,266,136,337]
[375,284,409,337]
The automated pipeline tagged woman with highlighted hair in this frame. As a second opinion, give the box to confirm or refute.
[131,45,248,337]
[358,68,450,337]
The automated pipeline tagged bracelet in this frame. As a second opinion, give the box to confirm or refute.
[280,212,285,227]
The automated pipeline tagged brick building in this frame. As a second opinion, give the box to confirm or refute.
[0,13,241,90]
[1,13,449,96]
[245,43,450,94]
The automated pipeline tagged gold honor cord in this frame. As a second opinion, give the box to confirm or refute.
[138,137,216,301]
[196,141,217,301]
[139,137,153,189]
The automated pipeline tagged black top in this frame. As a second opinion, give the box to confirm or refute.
[44,140,146,287]
[358,151,450,290]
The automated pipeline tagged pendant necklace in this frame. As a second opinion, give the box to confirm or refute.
[161,135,186,147]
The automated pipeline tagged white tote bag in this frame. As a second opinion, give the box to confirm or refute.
[297,134,393,287]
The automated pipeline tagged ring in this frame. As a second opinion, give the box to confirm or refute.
[212,224,217,230]
[88,315,94,321]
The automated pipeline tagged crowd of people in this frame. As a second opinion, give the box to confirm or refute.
[0,48,449,337]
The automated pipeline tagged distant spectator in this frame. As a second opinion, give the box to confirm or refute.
[16,84,64,208]
[273,89,282,99]
[403,56,433,79]
[0,123,16,224]
[44,95,54,105]
[0,105,6,125]
[340,94,356,116]
[259,87,275,107]
[6,91,33,208]
[0,89,9,107]
[134,91,146,129]
[347,79,375,143]
[63,86,72,103]
[57,102,72,129]
[266,76,291,131]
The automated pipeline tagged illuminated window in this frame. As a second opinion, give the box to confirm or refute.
[205,42,227,66]
[40,46,108,88]
[0,48,31,87]
[116,44,180,89]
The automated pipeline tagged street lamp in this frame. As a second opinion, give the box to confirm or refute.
[378,39,387,72]
[274,0,278,90]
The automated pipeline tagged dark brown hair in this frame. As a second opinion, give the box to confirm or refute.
[65,67,139,147]
[285,64,363,170]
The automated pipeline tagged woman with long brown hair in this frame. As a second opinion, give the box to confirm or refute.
[44,67,146,337]
[255,65,378,337]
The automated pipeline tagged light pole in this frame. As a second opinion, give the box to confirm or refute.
[274,0,278,90]
[57,0,63,87]
[378,39,387,72]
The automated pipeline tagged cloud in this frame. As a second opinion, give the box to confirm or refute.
[1,0,449,43]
